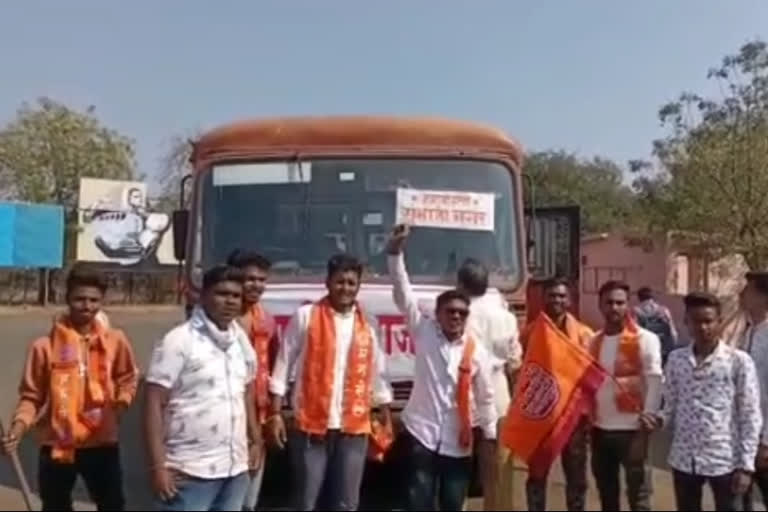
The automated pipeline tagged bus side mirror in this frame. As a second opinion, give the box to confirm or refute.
[173,210,189,261]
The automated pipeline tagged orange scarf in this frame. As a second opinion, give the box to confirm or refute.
[49,317,109,463]
[591,318,643,413]
[368,419,394,462]
[457,337,477,449]
[247,304,272,423]
[296,298,374,436]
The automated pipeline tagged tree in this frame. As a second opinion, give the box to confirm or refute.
[633,39,768,269]
[0,98,138,304]
[157,129,200,210]
[524,150,638,233]
[0,166,14,200]
[0,97,137,208]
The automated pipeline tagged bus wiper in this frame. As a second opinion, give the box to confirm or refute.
[445,250,458,275]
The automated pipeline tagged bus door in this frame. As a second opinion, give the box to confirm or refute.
[524,205,581,324]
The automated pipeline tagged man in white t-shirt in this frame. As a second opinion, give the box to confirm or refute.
[589,280,662,512]
[144,265,263,511]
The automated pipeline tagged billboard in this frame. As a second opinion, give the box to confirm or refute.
[77,178,175,267]
[0,201,64,268]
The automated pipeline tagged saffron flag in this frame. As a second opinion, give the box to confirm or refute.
[502,312,607,478]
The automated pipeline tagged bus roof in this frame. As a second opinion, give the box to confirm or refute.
[192,116,524,168]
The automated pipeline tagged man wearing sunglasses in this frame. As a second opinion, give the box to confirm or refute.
[387,224,497,511]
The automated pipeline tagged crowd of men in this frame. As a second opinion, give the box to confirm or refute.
[2,223,768,512]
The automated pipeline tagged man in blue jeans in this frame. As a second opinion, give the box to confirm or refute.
[144,265,264,511]
[387,225,497,510]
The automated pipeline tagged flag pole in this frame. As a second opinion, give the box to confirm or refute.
[0,420,34,511]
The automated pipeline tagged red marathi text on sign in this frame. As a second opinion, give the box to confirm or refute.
[378,315,414,355]
[400,206,488,228]
[421,193,473,207]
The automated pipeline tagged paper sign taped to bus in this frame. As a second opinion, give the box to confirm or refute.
[395,188,495,231]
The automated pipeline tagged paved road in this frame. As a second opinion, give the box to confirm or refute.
[0,307,756,511]
[0,307,180,511]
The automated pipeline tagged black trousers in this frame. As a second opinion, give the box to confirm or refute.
[591,428,652,511]
[526,419,589,511]
[743,468,768,510]
[673,471,742,511]
[38,445,125,511]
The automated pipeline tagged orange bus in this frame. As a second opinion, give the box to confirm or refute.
[171,116,580,506]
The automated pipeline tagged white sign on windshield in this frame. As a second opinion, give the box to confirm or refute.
[395,188,495,232]
[212,162,311,186]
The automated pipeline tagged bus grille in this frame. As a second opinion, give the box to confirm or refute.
[392,381,413,403]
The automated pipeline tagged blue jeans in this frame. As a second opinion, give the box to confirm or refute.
[242,453,266,511]
[290,429,369,511]
[156,472,249,511]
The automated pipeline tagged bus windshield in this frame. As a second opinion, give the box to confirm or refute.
[190,158,522,288]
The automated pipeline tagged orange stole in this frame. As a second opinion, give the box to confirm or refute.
[49,318,109,463]
[368,419,394,462]
[591,319,643,413]
[457,337,477,449]
[247,304,272,423]
[503,313,607,478]
[296,299,374,435]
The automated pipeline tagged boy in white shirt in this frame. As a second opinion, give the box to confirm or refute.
[387,225,497,511]
[739,272,768,510]
[144,265,262,512]
[266,254,393,511]
[642,292,760,511]
[590,280,663,512]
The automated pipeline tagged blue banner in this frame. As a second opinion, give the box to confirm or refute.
[0,201,64,268]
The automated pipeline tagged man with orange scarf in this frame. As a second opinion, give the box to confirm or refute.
[387,225,497,511]
[227,249,278,512]
[523,277,594,511]
[590,280,663,511]
[1,265,138,511]
[266,254,394,511]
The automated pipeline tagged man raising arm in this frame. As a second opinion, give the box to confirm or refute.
[387,225,497,511]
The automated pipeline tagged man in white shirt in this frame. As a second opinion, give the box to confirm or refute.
[266,254,393,511]
[740,271,768,510]
[456,258,522,511]
[590,280,663,512]
[387,225,497,511]
[144,265,263,511]
[457,258,522,414]
[642,292,760,511]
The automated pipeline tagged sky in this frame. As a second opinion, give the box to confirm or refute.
[1,1,767,190]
